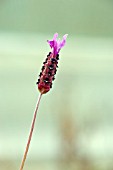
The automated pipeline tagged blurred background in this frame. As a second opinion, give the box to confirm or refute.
[0,0,113,170]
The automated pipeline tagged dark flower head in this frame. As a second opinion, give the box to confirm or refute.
[47,33,68,56]
[37,33,68,94]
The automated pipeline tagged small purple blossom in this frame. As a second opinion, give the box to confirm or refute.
[47,33,68,56]
[37,33,68,94]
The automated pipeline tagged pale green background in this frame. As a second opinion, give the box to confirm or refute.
[0,0,113,170]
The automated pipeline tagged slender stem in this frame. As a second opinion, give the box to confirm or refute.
[19,93,42,170]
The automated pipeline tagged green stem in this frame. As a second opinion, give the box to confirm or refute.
[19,93,42,170]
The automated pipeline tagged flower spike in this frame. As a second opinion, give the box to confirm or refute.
[37,33,68,94]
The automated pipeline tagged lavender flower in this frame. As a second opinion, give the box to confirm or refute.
[37,33,68,94]
[19,33,68,170]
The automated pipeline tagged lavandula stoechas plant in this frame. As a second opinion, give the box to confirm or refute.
[19,33,68,170]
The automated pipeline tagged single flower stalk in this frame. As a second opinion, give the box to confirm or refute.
[19,33,68,170]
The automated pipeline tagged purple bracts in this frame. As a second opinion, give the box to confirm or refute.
[47,33,68,56]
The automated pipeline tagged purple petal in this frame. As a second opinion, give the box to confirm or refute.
[47,33,58,49]
[58,34,68,53]
[47,40,54,48]
[53,33,58,40]
[47,33,68,55]
[60,34,68,48]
